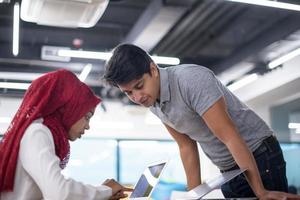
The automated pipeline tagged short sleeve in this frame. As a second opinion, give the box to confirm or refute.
[180,67,223,116]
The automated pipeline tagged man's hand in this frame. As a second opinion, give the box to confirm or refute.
[102,178,133,199]
[258,190,300,200]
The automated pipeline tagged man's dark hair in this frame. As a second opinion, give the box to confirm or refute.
[103,44,153,86]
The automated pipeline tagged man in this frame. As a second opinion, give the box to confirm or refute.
[104,44,300,199]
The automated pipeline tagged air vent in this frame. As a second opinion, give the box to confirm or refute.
[20,0,109,28]
[41,46,71,62]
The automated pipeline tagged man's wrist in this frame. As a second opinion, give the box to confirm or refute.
[256,188,268,198]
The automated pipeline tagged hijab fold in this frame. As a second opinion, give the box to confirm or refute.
[0,69,101,192]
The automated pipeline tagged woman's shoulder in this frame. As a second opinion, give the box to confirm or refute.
[22,118,53,144]
[26,118,48,130]
[18,118,56,161]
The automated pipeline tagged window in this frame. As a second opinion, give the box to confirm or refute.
[63,138,117,185]
[119,140,185,184]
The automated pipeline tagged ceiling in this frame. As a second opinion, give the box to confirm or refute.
[1,0,300,102]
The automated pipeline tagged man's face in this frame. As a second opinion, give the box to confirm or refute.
[118,63,160,107]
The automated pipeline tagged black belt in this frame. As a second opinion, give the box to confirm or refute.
[253,135,278,157]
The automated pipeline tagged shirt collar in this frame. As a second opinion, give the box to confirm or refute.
[157,67,170,107]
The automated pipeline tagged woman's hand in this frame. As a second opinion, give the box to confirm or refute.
[102,178,133,199]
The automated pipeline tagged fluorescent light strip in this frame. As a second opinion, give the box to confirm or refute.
[78,63,92,82]
[268,47,300,69]
[0,72,42,81]
[58,49,180,65]
[296,128,300,134]
[228,73,258,92]
[151,55,180,65]
[288,123,300,129]
[225,0,300,12]
[58,50,111,60]
[0,82,30,90]
[13,2,20,56]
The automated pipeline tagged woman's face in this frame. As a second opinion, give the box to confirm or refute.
[68,108,95,141]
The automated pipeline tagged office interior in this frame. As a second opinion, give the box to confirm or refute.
[0,0,300,199]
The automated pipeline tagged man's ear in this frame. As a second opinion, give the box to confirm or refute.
[150,62,158,77]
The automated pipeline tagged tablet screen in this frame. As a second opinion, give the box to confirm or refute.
[129,161,167,198]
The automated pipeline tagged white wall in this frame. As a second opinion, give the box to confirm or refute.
[233,55,300,126]
[0,97,22,134]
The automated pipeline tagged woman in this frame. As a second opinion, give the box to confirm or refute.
[0,69,131,200]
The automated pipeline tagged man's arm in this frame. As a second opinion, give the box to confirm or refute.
[164,123,201,190]
[202,97,300,199]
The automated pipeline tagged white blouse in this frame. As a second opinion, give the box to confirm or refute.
[1,119,112,200]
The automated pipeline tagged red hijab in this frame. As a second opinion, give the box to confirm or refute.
[0,69,101,192]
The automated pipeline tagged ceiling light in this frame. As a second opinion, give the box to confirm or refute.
[218,62,255,85]
[225,0,300,12]
[151,55,180,65]
[78,63,92,82]
[58,49,180,65]
[0,0,10,4]
[227,73,258,92]
[0,82,30,90]
[58,49,111,60]
[268,47,300,69]
[0,72,42,81]
[13,2,20,56]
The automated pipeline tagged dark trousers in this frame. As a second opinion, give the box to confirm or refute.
[221,135,288,198]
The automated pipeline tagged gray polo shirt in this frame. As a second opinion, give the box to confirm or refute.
[150,64,273,170]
